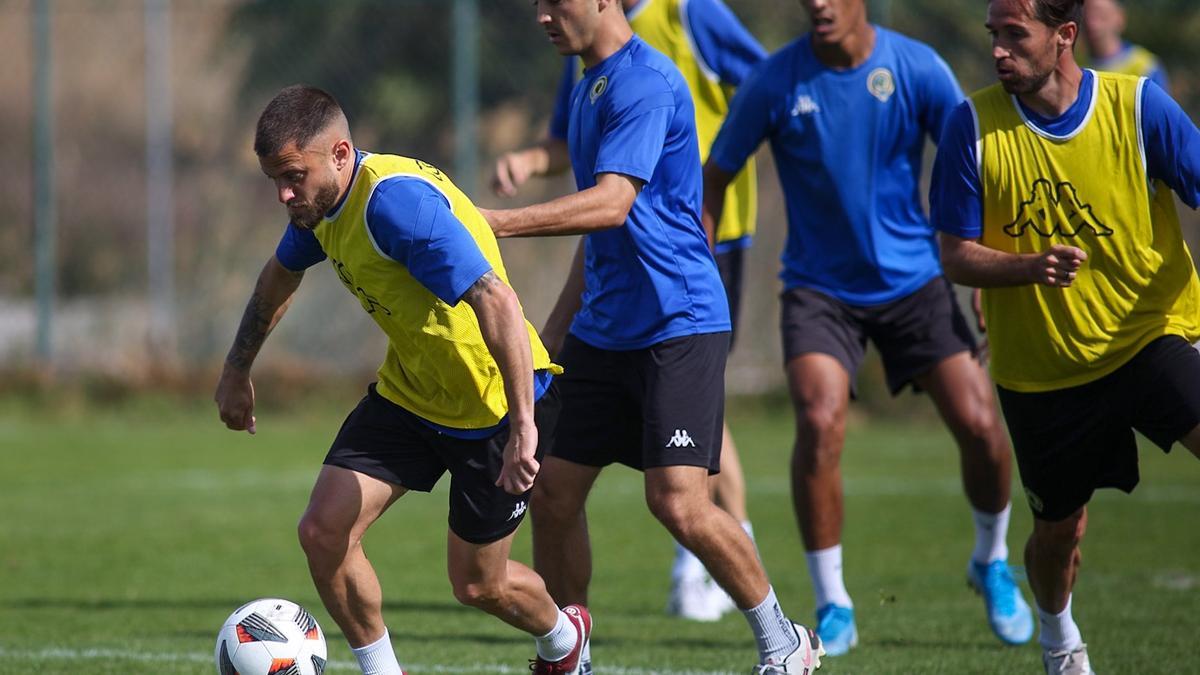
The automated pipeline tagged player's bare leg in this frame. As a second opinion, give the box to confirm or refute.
[786,353,850,553]
[669,423,752,621]
[646,464,767,606]
[917,352,1010,513]
[297,465,405,648]
[918,351,1033,645]
[446,530,560,633]
[787,353,856,654]
[1026,505,1088,670]
[530,456,602,605]
[646,464,820,669]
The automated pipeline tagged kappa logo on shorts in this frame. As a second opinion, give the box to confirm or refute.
[507,500,528,521]
[1024,487,1045,514]
[666,429,696,448]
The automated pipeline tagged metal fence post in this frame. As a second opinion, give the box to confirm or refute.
[146,0,176,356]
[33,0,56,367]
[452,0,480,192]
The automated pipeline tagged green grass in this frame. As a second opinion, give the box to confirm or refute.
[1,394,1198,674]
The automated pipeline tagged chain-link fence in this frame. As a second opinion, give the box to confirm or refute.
[3,0,1199,395]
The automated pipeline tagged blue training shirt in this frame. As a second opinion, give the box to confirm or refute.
[709,27,964,306]
[274,153,552,438]
[549,0,766,141]
[931,69,1200,240]
[565,35,730,350]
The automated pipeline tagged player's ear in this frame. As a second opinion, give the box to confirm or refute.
[1058,21,1078,51]
[332,139,353,171]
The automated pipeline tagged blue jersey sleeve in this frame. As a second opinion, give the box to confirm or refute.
[549,57,580,141]
[594,67,678,182]
[708,64,775,174]
[1141,80,1200,209]
[275,222,327,271]
[929,101,983,239]
[682,0,766,87]
[918,50,966,143]
[365,178,493,305]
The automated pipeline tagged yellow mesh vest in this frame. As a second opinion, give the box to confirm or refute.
[972,73,1200,392]
[627,0,756,245]
[313,153,560,428]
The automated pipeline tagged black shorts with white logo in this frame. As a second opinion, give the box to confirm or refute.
[552,332,728,473]
[716,247,745,351]
[780,276,978,394]
[323,382,561,544]
[997,335,1200,522]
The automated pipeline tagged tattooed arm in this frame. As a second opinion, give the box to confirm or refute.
[214,256,304,434]
[461,270,539,495]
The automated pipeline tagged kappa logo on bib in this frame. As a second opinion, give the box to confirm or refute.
[1005,179,1114,238]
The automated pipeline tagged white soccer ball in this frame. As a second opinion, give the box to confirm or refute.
[215,598,328,675]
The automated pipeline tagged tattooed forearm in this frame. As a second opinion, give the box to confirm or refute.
[224,262,303,372]
[461,270,504,305]
[225,291,274,372]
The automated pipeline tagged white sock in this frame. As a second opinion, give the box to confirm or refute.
[971,503,1011,564]
[535,609,578,662]
[741,520,756,540]
[742,586,800,663]
[580,638,591,666]
[671,541,707,583]
[1038,595,1083,653]
[351,629,404,675]
[806,544,852,609]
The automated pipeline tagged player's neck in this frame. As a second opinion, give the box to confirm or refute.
[581,17,635,69]
[1019,61,1085,120]
[812,22,875,70]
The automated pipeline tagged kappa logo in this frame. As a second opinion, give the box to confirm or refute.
[666,429,696,448]
[508,500,528,522]
[867,67,896,102]
[1004,179,1114,238]
[1024,488,1045,515]
[589,76,609,104]
[791,94,820,116]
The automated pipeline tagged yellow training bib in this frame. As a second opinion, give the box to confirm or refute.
[313,153,559,428]
[972,72,1200,392]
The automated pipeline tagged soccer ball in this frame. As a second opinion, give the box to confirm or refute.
[215,598,328,675]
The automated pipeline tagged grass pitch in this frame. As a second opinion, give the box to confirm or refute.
[1,392,1198,674]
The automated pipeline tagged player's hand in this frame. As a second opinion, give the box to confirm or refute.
[496,422,539,495]
[214,366,257,434]
[492,151,537,198]
[1031,245,1087,288]
[970,287,986,333]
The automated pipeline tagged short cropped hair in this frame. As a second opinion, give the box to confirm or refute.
[254,85,346,157]
[1031,0,1085,29]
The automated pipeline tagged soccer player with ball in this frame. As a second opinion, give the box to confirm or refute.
[215,85,589,675]
[933,0,1200,672]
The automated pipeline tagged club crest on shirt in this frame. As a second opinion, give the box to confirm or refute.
[867,67,896,102]
[589,76,609,104]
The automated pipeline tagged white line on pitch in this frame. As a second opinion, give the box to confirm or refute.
[0,646,738,675]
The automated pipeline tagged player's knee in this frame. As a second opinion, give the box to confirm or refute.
[794,403,845,445]
[296,511,349,560]
[1032,509,1086,554]
[450,579,505,610]
[645,492,697,538]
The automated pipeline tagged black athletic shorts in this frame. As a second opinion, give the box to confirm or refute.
[552,332,728,473]
[997,335,1200,522]
[323,381,561,544]
[780,276,978,394]
[716,247,745,350]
